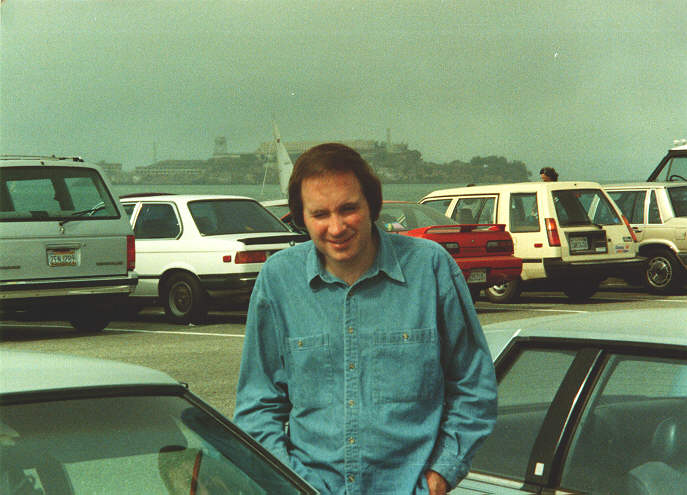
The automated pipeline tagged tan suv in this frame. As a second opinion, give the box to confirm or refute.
[420,181,642,302]
[0,156,137,331]
[605,182,687,293]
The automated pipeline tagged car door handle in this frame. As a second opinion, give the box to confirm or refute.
[632,227,642,233]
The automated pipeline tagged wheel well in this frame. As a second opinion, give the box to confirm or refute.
[638,243,676,257]
[158,269,199,298]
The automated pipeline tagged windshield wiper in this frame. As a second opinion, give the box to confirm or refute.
[59,205,106,226]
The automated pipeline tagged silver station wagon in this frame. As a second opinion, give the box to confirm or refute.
[0,156,137,331]
[0,349,317,494]
[455,307,687,495]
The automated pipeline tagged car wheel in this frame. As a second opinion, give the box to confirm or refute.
[562,278,601,302]
[643,248,684,294]
[162,272,208,324]
[469,286,481,302]
[69,309,111,332]
[486,278,522,303]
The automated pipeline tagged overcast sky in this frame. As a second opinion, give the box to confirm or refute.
[1,0,685,181]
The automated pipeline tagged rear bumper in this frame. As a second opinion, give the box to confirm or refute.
[543,256,646,280]
[199,272,259,298]
[452,256,523,287]
[0,274,137,301]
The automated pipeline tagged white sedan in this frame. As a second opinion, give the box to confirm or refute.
[121,193,306,323]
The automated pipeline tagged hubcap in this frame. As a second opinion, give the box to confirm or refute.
[170,281,193,314]
[647,256,672,287]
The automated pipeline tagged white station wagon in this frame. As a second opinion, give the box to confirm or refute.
[420,181,642,302]
[120,193,305,323]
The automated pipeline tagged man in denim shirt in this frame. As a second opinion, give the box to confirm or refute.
[234,143,497,494]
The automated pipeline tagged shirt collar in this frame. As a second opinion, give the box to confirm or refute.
[306,225,406,287]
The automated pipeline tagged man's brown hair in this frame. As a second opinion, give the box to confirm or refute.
[288,142,382,227]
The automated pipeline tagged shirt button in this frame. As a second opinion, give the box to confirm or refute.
[349,437,355,444]
[348,475,355,483]
[348,327,354,334]
[348,400,355,407]
[297,340,303,347]
[349,363,355,370]
[403,332,409,340]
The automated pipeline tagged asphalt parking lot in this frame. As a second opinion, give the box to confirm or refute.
[2,281,686,418]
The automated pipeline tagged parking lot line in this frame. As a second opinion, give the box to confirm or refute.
[104,328,245,337]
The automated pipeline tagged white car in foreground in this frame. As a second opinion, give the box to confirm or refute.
[121,194,306,323]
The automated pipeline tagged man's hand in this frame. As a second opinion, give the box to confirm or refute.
[425,470,448,495]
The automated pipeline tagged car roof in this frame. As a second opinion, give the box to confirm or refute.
[604,182,686,189]
[120,193,255,202]
[670,143,687,152]
[482,308,687,358]
[422,181,605,198]
[261,198,289,207]
[0,155,93,167]
[0,350,179,395]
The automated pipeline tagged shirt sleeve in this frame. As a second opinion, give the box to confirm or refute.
[426,250,498,488]
[232,274,317,484]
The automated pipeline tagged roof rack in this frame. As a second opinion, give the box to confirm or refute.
[1,155,84,162]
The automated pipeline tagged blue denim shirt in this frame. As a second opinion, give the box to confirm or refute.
[234,227,497,494]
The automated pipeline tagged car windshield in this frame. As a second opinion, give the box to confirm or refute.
[0,166,119,221]
[667,186,687,217]
[188,199,290,235]
[653,155,687,182]
[552,189,621,227]
[376,203,457,231]
[0,394,308,494]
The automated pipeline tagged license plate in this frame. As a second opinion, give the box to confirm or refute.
[48,249,77,267]
[569,237,589,252]
[467,269,487,283]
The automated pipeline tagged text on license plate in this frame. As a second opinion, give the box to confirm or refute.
[467,269,487,283]
[569,237,589,251]
[48,249,77,267]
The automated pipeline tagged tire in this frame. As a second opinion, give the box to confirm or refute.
[69,310,111,332]
[562,278,601,302]
[162,272,208,324]
[486,278,522,303]
[469,286,481,302]
[643,248,684,294]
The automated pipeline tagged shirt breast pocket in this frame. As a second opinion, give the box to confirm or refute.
[372,328,443,404]
[287,333,334,408]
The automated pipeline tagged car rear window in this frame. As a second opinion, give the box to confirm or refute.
[188,199,290,235]
[0,166,119,221]
[553,189,621,227]
[377,203,457,231]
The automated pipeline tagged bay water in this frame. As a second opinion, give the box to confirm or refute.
[112,183,453,203]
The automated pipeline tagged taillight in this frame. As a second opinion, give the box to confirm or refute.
[622,215,638,242]
[545,218,561,246]
[126,235,135,271]
[486,239,514,253]
[441,242,460,254]
[235,251,268,264]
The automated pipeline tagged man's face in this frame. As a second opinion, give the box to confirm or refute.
[541,173,552,182]
[301,170,376,278]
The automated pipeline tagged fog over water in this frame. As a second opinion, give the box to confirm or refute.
[1,1,685,182]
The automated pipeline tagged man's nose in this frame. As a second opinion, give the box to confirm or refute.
[329,214,346,234]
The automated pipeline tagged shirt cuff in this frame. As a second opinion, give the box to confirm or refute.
[428,440,470,488]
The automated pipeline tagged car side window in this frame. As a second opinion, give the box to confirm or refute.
[134,203,180,239]
[453,196,496,224]
[420,199,453,216]
[560,355,687,494]
[609,190,645,224]
[509,193,539,232]
[470,348,576,480]
[648,190,662,224]
[121,203,136,218]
